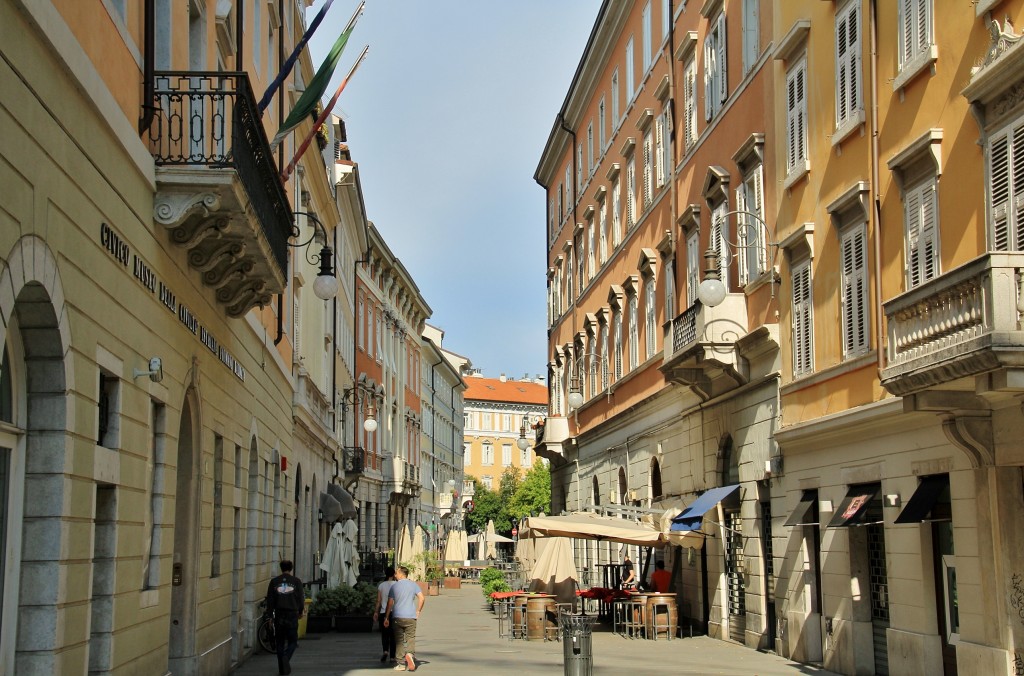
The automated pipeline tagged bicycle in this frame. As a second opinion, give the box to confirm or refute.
[256,599,276,654]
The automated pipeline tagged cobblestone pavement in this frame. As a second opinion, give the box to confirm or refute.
[231,586,838,676]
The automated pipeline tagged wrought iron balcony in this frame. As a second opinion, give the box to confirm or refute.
[881,252,1024,396]
[341,446,365,475]
[147,71,291,317]
[660,294,750,399]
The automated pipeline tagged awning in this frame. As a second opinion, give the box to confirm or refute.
[327,483,357,519]
[523,512,667,547]
[894,474,950,524]
[784,490,819,527]
[826,484,882,527]
[319,492,343,523]
[670,484,741,532]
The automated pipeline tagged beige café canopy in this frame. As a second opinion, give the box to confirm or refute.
[522,512,668,548]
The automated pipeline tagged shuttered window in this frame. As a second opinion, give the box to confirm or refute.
[742,0,759,75]
[614,311,624,380]
[836,0,862,129]
[588,223,596,280]
[600,323,610,389]
[599,201,609,263]
[988,119,1024,251]
[643,133,654,208]
[711,200,729,292]
[665,259,676,321]
[841,225,870,358]
[628,293,639,370]
[898,0,932,70]
[626,158,637,228]
[645,278,657,359]
[703,12,727,121]
[612,179,622,246]
[791,259,814,376]
[654,115,666,189]
[737,166,766,285]
[684,57,697,149]
[905,178,939,288]
[686,230,700,306]
[786,59,808,176]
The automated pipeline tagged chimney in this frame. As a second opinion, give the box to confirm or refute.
[499,373,507,382]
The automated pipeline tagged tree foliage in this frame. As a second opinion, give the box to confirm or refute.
[464,462,551,536]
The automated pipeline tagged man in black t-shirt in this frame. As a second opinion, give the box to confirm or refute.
[620,554,636,589]
[266,560,305,675]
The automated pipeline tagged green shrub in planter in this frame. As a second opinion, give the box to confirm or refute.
[479,567,510,601]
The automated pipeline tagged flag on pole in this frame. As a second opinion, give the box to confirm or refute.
[258,0,338,114]
[281,45,369,182]
[269,2,364,149]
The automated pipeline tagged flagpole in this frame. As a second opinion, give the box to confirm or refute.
[281,45,369,182]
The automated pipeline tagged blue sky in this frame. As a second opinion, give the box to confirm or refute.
[305,0,601,380]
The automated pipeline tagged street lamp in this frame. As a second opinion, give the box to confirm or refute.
[516,415,539,450]
[288,211,339,300]
[340,386,380,433]
[696,209,779,308]
[566,353,603,410]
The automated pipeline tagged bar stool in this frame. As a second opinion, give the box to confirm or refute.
[624,598,646,639]
[612,598,630,637]
[511,597,529,639]
[649,599,673,640]
[495,599,514,640]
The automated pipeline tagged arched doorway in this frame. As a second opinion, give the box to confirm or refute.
[2,269,68,673]
[167,387,202,674]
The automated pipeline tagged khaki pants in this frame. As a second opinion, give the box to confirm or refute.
[393,617,417,657]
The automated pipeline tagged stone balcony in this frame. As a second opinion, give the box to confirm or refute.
[294,369,333,435]
[533,416,572,464]
[147,71,292,317]
[881,252,1024,396]
[660,294,750,399]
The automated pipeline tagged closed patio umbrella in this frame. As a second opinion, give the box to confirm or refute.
[339,518,360,587]
[527,536,579,605]
[485,520,498,559]
[319,522,345,588]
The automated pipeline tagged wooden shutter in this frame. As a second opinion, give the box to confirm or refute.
[704,38,713,121]
[717,13,728,105]
[836,4,851,125]
[654,116,665,188]
[791,260,813,375]
[735,185,749,285]
[685,59,697,146]
[1015,124,1024,250]
[900,0,914,65]
[643,133,653,206]
[600,324,609,389]
[712,201,729,290]
[786,63,806,173]
[645,280,657,358]
[687,231,700,306]
[905,180,939,287]
[990,130,1011,250]
[841,226,869,357]
[627,160,636,226]
[614,312,623,379]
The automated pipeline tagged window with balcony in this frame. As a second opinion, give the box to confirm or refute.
[703,12,728,120]
[791,258,814,377]
[988,117,1024,251]
[835,0,863,137]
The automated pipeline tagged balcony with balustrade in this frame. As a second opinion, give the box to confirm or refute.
[532,416,572,465]
[881,252,1024,397]
[146,71,292,317]
[659,294,753,400]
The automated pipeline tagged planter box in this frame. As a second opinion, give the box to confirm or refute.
[334,615,373,633]
[416,581,429,595]
[305,615,333,633]
[444,577,461,590]
[428,583,440,596]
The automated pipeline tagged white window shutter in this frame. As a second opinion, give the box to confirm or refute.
[735,186,749,285]
[991,131,1010,250]
[703,40,713,121]
[687,232,700,306]
[836,9,849,125]
[905,183,923,288]
[643,134,653,206]
[1014,124,1024,249]
[841,227,869,357]
[792,261,813,375]
[654,117,665,188]
[627,160,636,226]
[753,167,766,272]
[717,13,728,104]
[920,181,938,282]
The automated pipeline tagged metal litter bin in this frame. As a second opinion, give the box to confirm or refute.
[561,614,597,676]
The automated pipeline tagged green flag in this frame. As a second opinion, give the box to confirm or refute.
[270,25,354,149]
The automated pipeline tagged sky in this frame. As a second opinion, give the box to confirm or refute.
[305,0,601,381]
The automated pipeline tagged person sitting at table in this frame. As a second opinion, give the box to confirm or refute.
[651,559,670,592]
[620,554,636,590]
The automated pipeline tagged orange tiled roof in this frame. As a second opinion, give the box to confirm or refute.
[463,377,548,405]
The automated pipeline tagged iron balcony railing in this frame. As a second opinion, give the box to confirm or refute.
[341,446,365,474]
[147,71,291,276]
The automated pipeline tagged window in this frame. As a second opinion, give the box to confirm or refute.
[662,0,670,41]
[664,258,676,319]
[576,233,586,295]
[655,109,669,188]
[742,0,760,75]
[642,132,654,208]
[710,199,729,292]
[502,444,512,467]
[841,225,870,358]
[791,259,814,376]
[626,37,635,100]
[567,249,575,304]
[357,297,365,350]
[612,69,620,125]
[588,223,596,280]
[686,230,700,306]
[577,144,584,193]
[599,200,609,264]
[482,442,494,465]
[905,177,939,288]
[643,3,653,72]
[614,310,623,380]
[703,12,728,120]
[98,370,120,448]
[684,56,698,149]
[502,414,511,432]
[482,476,492,490]
[464,442,471,463]
[988,118,1024,251]
[612,178,623,246]
[898,0,932,71]
[587,123,595,176]
[482,412,492,429]
[645,277,657,358]
[836,0,862,131]
[565,166,573,214]
[736,165,766,285]
[628,293,639,370]
[253,0,261,71]
[600,321,610,389]
[786,59,808,177]
[626,158,637,228]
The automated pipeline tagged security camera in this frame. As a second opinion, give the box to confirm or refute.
[134,357,164,383]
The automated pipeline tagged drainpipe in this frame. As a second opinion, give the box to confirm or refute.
[138,0,156,135]
[869,0,884,376]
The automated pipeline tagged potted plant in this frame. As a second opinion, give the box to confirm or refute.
[307,587,342,632]
[333,582,378,632]
[420,552,443,596]
[479,567,510,607]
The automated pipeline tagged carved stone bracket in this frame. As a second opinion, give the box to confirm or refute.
[941,412,995,468]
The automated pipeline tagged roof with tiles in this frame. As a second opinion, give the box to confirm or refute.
[463,376,548,406]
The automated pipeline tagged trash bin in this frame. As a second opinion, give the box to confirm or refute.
[561,614,597,676]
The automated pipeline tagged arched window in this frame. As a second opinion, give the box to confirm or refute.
[650,458,663,501]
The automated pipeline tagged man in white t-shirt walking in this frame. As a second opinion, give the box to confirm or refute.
[384,565,425,672]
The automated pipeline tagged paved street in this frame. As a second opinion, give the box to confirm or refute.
[232,586,837,676]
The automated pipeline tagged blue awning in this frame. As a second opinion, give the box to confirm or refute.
[670,484,741,532]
